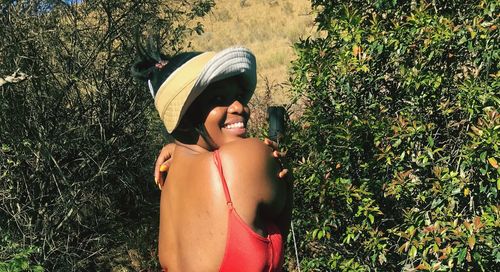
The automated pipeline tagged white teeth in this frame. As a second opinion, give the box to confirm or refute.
[225,122,244,129]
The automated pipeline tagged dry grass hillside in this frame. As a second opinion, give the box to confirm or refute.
[189,0,315,105]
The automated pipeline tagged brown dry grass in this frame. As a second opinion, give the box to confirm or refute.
[189,0,315,105]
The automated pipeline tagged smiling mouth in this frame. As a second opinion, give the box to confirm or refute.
[223,121,245,129]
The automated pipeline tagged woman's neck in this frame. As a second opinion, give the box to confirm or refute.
[174,140,211,155]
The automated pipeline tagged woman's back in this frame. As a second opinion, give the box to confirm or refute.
[131,46,291,271]
[158,138,287,271]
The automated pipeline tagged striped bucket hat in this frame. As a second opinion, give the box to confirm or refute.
[148,47,256,133]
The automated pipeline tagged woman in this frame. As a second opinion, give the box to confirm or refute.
[133,46,292,271]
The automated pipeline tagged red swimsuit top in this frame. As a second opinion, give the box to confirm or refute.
[214,150,284,272]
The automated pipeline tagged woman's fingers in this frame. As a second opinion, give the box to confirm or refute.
[264,138,279,150]
[154,156,166,189]
[159,163,168,172]
[154,143,176,190]
[278,169,289,179]
[158,159,172,186]
[272,150,287,158]
[154,161,163,190]
[263,138,289,179]
[265,138,287,157]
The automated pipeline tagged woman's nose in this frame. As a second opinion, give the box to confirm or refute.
[228,100,244,113]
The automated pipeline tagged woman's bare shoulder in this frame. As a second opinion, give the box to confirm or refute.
[218,138,286,216]
[219,137,271,151]
[218,138,273,167]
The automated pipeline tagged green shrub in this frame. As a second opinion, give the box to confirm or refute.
[286,0,499,271]
[0,0,213,270]
[0,236,43,272]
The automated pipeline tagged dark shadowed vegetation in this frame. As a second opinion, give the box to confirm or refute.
[0,0,213,270]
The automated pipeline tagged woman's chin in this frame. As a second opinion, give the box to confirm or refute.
[222,127,247,137]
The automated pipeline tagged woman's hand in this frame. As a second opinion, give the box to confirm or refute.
[263,138,289,179]
[154,143,176,190]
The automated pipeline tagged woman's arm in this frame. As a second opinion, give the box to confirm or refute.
[153,138,288,189]
[218,138,291,230]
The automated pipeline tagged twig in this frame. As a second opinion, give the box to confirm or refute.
[0,69,31,87]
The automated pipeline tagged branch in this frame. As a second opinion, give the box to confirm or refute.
[0,69,31,87]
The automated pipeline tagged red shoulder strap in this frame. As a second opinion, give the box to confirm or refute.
[213,150,232,204]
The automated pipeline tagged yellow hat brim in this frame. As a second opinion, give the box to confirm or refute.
[154,47,256,133]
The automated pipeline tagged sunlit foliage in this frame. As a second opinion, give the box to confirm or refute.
[286,0,499,270]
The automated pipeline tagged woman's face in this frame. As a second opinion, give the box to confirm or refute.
[195,77,251,149]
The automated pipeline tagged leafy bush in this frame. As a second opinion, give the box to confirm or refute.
[0,0,213,270]
[0,236,43,272]
[286,0,499,271]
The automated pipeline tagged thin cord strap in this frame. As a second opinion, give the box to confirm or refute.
[213,150,232,204]
[291,221,301,271]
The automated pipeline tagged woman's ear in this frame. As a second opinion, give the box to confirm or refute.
[171,117,200,145]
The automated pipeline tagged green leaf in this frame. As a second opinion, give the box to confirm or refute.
[431,198,443,209]
[393,138,402,148]
[409,245,418,258]
[458,248,467,263]
[20,260,29,270]
[1,144,10,152]
[368,214,375,224]
[458,36,467,44]
[427,135,434,147]
[312,229,319,239]
[480,151,487,161]
[33,266,44,272]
